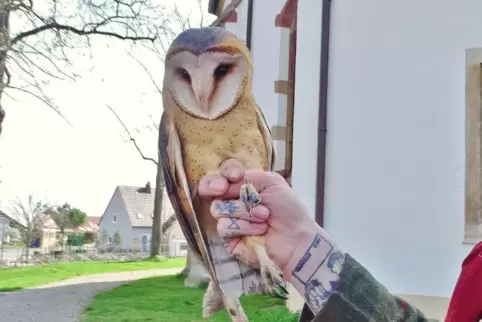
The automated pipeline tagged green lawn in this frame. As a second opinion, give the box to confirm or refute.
[0,258,186,292]
[82,274,298,322]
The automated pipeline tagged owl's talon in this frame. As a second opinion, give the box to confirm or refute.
[240,183,261,216]
[260,259,288,299]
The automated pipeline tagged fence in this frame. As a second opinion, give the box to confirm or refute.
[0,241,178,268]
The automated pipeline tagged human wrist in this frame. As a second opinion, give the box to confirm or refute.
[283,224,346,315]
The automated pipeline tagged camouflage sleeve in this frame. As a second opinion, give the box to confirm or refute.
[298,254,439,322]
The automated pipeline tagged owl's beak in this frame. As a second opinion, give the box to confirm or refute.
[192,76,210,112]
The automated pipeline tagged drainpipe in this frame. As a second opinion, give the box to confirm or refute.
[315,0,333,227]
[245,0,254,49]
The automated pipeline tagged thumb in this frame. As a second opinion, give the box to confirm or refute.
[224,170,286,197]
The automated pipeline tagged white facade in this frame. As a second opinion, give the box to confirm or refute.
[218,0,479,304]
[318,0,473,298]
[222,0,290,172]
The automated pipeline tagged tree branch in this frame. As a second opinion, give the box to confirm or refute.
[6,85,73,127]
[126,51,162,96]
[12,22,157,45]
[106,104,158,165]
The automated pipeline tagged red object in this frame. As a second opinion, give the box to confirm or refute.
[445,242,482,322]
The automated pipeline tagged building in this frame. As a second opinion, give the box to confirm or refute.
[0,211,11,244]
[34,214,60,250]
[0,210,25,245]
[207,0,480,318]
[98,182,187,256]
[71,216,100,234]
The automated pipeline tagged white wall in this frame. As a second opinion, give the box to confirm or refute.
[223,0,288,171]
[294,0,478,298]
[292,1,323,221]
[251,0,288,171]
[250,0,285,129]
[222,0,248,43]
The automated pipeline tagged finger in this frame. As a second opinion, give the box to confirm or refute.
[219,159,246,182]
[197,174,229,198]
[224,237,242,254]
[217,218,268,238]
[210,200,269,223]
[223,170,287,197]
[197,159,246,199]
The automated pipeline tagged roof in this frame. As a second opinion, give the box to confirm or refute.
[116,185,174,228]
[87,216,100,225]
[72,216,100,233]
[208,0,224,16]
[0,210,27,228]
[117,185,155,227]
[210,0,242,26]
[38,214,59,230]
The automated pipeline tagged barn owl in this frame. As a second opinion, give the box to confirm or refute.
[158,27,288,322]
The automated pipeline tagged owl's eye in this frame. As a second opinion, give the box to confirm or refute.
[176,68,191,82]
[213,64,232,80]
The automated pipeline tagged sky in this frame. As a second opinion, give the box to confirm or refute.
[0,0,215,217]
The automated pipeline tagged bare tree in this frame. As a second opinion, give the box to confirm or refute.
[0,2,9,136]
[0,0,169,138]
[106,104,167,258]
[9,193,49,263]
[107,0,212,284]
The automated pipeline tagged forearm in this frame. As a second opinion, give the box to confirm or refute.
[285,226,437,321]
[283,226,345,314]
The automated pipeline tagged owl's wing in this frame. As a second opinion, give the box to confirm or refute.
[254,104,276,171]
[159,111,266,301]
[158,112,209,268]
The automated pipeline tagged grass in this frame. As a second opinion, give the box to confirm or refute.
[0,257,186,292]
[2,244,24,248]
[82,274,299,322]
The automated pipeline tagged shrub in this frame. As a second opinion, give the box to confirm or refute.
[83,231,97,244]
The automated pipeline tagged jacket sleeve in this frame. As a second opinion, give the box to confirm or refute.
[297,254,440,322]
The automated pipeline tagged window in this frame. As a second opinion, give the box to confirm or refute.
[112,215,116,223]
[465,48,482,243]
[108,234,113,244]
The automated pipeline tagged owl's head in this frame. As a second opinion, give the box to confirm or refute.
[163,27,252,120]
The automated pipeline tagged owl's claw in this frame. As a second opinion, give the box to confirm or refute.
[240,182,288,299]
[260,257,289,299]
[240,183,261,217]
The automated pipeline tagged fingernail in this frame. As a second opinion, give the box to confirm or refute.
[229,168,240,179]
[209,178,225,191]
[252,206,269,218]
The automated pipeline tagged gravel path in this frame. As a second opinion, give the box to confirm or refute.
[0,267,182,322]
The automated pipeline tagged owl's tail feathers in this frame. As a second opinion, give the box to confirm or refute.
[202,235,264,319]
[202,282,248,322]
[202,281,224,317]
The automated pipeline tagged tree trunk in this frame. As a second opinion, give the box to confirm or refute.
[0,3,9,138]
[24,244,29,264]
[150,158,164,257]
[60,230,65,248]
[183,248,210,288]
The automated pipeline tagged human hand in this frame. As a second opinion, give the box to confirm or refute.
[199,159,345,315]
[197,159,319,274]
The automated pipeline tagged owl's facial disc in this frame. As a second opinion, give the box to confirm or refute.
[165,50,249,120]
